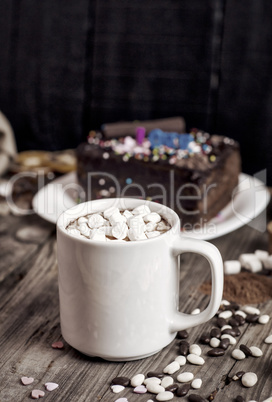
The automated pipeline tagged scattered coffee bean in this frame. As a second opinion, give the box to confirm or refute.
[179,340,189,356]
[156,391,174,401]
[235,396,245,402]
[165,383,179,393]
[229,318,239,327]
[221,334,237,345]
[232,371,245,381]
[221,328,239,337]
[231,349,246,360]
[219,338,230,350]
[249,346,263,357]
[207,348,225,357]
[147,371,164,378]
[188,394,206,402]
[240,344,252,357]
[241,372,258,387]
[199,332,211,344]
[234,314,246,325]
[176,383,190,397]
[210,327,221,339]
[130,374,145,387]
[228,302,240,311]
[177,372,194,383]
[177,330,189,339]
[246,314,259,323]
[189,344,202,356]
[111,377,130,387]
[216,317,227,328]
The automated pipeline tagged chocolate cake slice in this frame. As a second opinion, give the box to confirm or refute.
[77,123,241,230]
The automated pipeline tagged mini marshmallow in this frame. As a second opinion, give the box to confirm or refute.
[128,214,145,228]
[67,228,81,236]
[143,212,161,224]
[88,213,105,228]
[79,223,91,236]
[112,222,128,240]
[254,249,269,261]
[103,206,119,219]
[145,222,157,232]
[191,308,200,315]
[99,225,113,237]
[239,253,262,272]
[128,228,147,241]
[78,216,88,224]
[132,205,151,216]
[89,229,106,241]
[146,231,161,239]
[123,209,133,220]
[109,211,127,226]
[224,260,241,275]
[242,306,260,315]
[156,222,170,231]
[263,255,272,269]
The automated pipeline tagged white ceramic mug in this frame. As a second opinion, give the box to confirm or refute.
[57,198,223,361]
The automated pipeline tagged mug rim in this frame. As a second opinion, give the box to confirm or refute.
[57,197,180,245]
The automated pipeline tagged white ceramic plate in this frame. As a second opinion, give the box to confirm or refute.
[32,172,270,239]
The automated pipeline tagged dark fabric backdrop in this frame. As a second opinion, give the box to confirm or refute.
[0,0,271,184]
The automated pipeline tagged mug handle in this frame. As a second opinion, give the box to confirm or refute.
[170,236,224,332]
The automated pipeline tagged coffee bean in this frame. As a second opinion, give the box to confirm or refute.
[221,328,240,337]
[199,332,211,344]
[240,344,252,357]
[232,371,245,381]
[210,327,221,339]
[228,302,240,311]
[216,317,227,328]
[179,340,189,356]
[246,314,259,323]
[234,314,246,325]
[165,383,179,393]
[235,395,245,402]
[207,348,225,357]
[219,338,230,350]
[176,383,190,396]
[111,377,130,387]
[208,389,218,400]
[147,371,164,378]
[177,330,189,339]
[188,394,206,402]
[228,318,239,327]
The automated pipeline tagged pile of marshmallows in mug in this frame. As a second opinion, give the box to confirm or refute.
[66,205,171,241]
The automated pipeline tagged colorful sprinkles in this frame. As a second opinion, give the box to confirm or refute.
[88,128,224,165]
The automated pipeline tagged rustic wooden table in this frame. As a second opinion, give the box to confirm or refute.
[0,183,272,402]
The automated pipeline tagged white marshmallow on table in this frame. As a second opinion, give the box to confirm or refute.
[242,306,260,315]
[112,222,128,240]
[189,344,202,356]
[239,253,262,272]
[259,314,270,324]
[224,260,241,275]
[88,213,105,228]
[255,249,269,261]
[263,255,272,269]
[163,361,180,375]
[175,355,186,366]
[143,212,161,224]
[132,205,151,216]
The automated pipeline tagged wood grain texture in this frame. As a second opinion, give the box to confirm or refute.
[0,198,272,401]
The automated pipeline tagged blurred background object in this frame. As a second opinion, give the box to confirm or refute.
[0,1,271,183]
[0,111,17,175]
